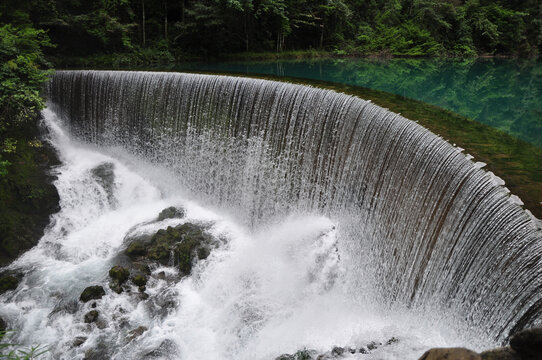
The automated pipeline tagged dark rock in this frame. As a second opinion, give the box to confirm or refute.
[126,241,147,258]
[348,347,356,354]
[138,292,149,300]
[84,310,99,323]
[386,337,399,345]
[0,317,6,331]
[109,281,123,294]
[331,347,345,356]
[73,336,87,347]
[418,348,481,360]
[84,342,109,360]
[49,299,79,319]
[359,347,368,354]
[275,350,315,360]
[367,341,381,350]
[90,162,116,206]
[109,265,130,284]
[0,275,20,294]
[91,302,97,308]
[480,347,521,360]
[133,262,151,275]
[144,339,177,358]
[79,285,105,302]
[95,318,108,329]
[127,326,148,342]
[157,207,185,221]
[132,274,148,287]
[173,223,211,274]
[510,327,542,358]
[138,285,146,293]
[157,271,166,280]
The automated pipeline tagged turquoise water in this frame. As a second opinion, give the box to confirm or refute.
[176,58,542,148]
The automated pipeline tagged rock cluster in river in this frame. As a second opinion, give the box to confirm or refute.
[418,327,542,360]
[70,206,218,359]
[275,338,399,359]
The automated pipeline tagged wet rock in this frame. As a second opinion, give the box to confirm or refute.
[84,310,99,323]
[0,317,6,331]
[91,302,97,308]
[348,347,356,354]
[144,339,178,358]
[79,285,105,302]
[157,206,185,221]
[72,336,87,347]
[126,241,147,258]
[95,318,108,329]
[480,347,521,360]
[127,326,148,342]
[138,292,149,300]
[386,337,399,345]
[132,274,148,287]
[510,327,542,359]
[367,341,381,350]
[91,162,116,206]
[0,275,20,294]
[358,347,368,354]
[418,348,481,360]
[276,350,316,360]
[331,347,345,356]
[109,265,130,283]
[109,281,123,294]
[84,342,109,360]
[157,271,166,280]
[49,299,79,317]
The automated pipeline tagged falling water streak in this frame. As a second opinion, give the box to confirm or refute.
[46,70,542,343]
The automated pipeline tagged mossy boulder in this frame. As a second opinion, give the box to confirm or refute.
[131,274,147,287]
[143,223,212,274]
[125,240,147,258]
[157,206,184,221]
[79,285,105,302]
[109,266,129,284]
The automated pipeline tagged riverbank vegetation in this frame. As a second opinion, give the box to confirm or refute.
[0,24,60,266]
[1,0,542,66]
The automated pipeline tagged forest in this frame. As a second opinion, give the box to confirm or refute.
[1,0,542,68]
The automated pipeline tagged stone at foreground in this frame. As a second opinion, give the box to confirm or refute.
[510,327,542,359]
[79,285,106,302]
[480,347,521,360]
[419,348,481,360]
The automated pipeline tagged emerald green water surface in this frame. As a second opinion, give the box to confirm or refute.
[176,58,542,148]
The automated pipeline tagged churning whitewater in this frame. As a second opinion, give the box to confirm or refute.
[1,70,541,359]
[1,109,465,359]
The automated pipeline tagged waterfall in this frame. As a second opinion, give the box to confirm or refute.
[44,70,542,346]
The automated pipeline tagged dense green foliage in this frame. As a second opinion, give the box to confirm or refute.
[1,0,541,63]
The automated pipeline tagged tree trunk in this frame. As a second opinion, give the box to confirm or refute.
[244,14,249,52]
[164,0,168,40]
[142,0,146,46]
[320,23,324,49]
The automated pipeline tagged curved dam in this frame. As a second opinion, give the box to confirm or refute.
[3,70,541,359]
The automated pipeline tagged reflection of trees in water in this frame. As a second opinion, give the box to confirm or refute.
[315,58,542,147]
